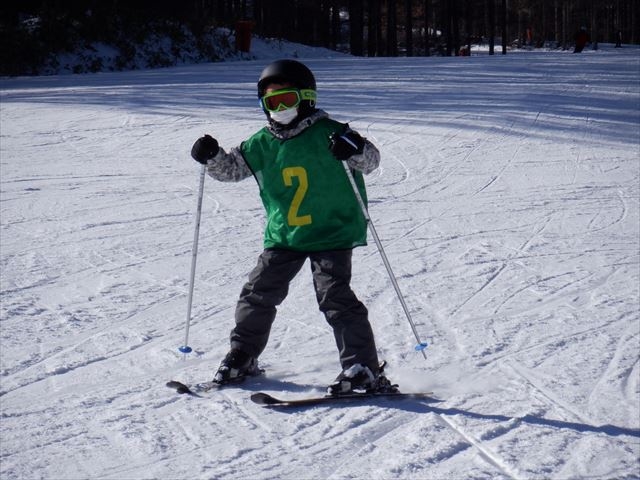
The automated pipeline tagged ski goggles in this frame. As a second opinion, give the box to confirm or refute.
[260,88,316,112]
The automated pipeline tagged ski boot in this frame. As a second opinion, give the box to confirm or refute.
[213,348,262,385]
[327,361,398,396]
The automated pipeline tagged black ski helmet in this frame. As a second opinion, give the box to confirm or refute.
[257,59,316,98]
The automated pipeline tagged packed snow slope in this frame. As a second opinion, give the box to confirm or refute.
[1,45,639,480]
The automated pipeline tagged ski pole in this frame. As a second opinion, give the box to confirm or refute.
[341,161,428,359]
[179,163,207,356]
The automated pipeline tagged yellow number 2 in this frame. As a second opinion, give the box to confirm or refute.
[282,167,312,226]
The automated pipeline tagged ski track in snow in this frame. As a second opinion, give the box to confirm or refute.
[1,47,639,479]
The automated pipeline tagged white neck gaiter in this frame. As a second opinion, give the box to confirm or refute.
[270,107,298,125]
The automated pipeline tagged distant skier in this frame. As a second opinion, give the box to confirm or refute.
[615,30,622,48]
[189,59,394,395]
[574,26,590,53]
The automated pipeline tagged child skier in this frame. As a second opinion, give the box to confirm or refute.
[190,59,394,394]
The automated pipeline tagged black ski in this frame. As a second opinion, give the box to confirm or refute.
[167,369,264,397]
[166,380,220,397]
[250,390,437,408]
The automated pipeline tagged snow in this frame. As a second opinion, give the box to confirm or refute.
[1,43,639,479]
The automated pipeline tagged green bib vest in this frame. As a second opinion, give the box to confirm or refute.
[240,118,368,251]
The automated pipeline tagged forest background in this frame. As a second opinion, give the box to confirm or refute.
[1,0,637,76]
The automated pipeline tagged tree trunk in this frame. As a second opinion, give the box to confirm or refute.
[387,0,398,56]
[330,0,340,50]
[368,0,382,56]
[452,0,460,55]
[349,0,364,56]
[405,0,413,56]
[501,0,507,54]
[424,0,431,56]
[488,0,495,54]
[445,0,452,55]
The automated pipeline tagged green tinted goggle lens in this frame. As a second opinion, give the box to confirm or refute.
[261,88,316,112]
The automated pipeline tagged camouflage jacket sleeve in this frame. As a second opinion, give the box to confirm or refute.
[345,137,380,175]
[206,146,252,182]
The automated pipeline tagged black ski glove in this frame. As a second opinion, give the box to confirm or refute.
[191,134,219,165]
[329,130,365,161]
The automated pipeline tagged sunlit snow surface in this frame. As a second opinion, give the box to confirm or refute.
[1,44,639,479]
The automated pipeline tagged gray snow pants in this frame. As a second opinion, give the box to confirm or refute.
[230,248,380,373]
